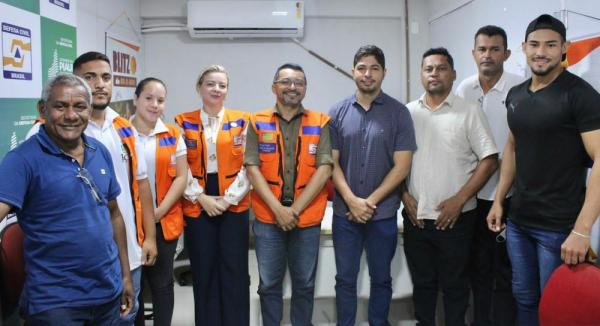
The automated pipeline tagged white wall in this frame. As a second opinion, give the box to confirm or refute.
[77,0,142,74]
[426,0,600,85]
[141,0,422,122]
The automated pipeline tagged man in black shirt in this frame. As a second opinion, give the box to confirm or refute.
[487,14,600,326]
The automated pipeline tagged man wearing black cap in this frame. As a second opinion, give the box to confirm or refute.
[487,14,600,325]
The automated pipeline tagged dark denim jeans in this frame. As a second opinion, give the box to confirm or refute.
[403,209,477,326]
[332,214,398,326]
[253,219,321,326]
[25,296,121,326]
[506,219,568,326]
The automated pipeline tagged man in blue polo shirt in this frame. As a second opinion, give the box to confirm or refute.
[0,74,134,325]
[328,44,416,326]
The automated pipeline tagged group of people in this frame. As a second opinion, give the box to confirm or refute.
[0,13,599,326]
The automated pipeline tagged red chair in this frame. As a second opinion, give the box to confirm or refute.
[539,263,600,325]
[0,217,25,317]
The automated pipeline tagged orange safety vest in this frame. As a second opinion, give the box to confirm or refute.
[155,124,184,240]
[250,108,329,228]
[175,109,250,217]
[34,117,145,245]
[113,117,145,245]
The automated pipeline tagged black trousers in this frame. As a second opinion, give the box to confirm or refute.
[469,199,516,326]
[184,173,250,326]
[403,209,477,326]
[143,223,178,326]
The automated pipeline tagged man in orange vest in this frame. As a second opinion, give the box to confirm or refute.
[245,63,333,326]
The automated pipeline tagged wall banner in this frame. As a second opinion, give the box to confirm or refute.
[0,0,77,159]
[40,0,77,27]
[0,2,42,98]
[41,16,76,83]
[105,33,141,102]
[566,34,600,91]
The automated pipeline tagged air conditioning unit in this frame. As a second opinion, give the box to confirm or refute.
[187,1,304,38]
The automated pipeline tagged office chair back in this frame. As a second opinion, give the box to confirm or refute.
[0,218,25,316]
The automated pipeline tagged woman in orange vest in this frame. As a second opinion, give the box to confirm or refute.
[175,65,251,326]
[130,77,188,326]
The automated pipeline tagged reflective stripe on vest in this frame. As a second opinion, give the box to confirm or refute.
[155,124,184,240]
[113,117,144,245]
[250,108,329,227]
[175,109,250,217]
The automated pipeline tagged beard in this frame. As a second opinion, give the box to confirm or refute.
[92,101,110,111]
[358,85,379,95]
[529,55,562,77]
[531,61,560,76]
[280,92,303,108]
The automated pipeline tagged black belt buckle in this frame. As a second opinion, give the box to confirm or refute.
[281,198,293,207]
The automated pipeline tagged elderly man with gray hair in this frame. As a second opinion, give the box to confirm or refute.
[0,74,134,325]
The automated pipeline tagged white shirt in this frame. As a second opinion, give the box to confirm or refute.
[183,109,250,206]
[406,93,498,220]
[201,109,224,174]
[456,72,524,200]
[26,107,148,270]
[130,117,187,208]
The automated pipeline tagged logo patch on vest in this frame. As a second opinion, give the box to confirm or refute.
[185,138,197,149]
[258,142,276,153]
[233,134,244,147]
[308,143,318,155]
[262,133,274,141]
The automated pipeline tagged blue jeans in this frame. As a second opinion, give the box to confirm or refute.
[506,219,568,326]
[119,266,141,325]
[253,219,321,326]
[332,214,398,326]
[25,296,121,326]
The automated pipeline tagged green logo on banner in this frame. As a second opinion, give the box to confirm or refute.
[0,98,38,159]
[0,0,39,14]
[41,17,76,83]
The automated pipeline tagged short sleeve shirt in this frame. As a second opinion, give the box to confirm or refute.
[456,72,525,200]
[85,107,145,269]
[328,91,417,220]
[244,106,333,200]
[131,117,187,208]
[0,126,122,315]
[406,93,498,220]
[506,70,600,231]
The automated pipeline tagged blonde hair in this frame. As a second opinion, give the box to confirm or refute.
[196,64,229,90]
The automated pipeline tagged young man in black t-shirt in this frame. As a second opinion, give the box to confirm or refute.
[487,14,600,326]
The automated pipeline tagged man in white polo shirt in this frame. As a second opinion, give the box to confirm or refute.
[456,25,524,326]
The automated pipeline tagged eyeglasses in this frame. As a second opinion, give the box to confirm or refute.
[77,167,107,205]
[274,78,306,88]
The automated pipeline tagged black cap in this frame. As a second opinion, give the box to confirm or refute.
[525,14,566,41]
